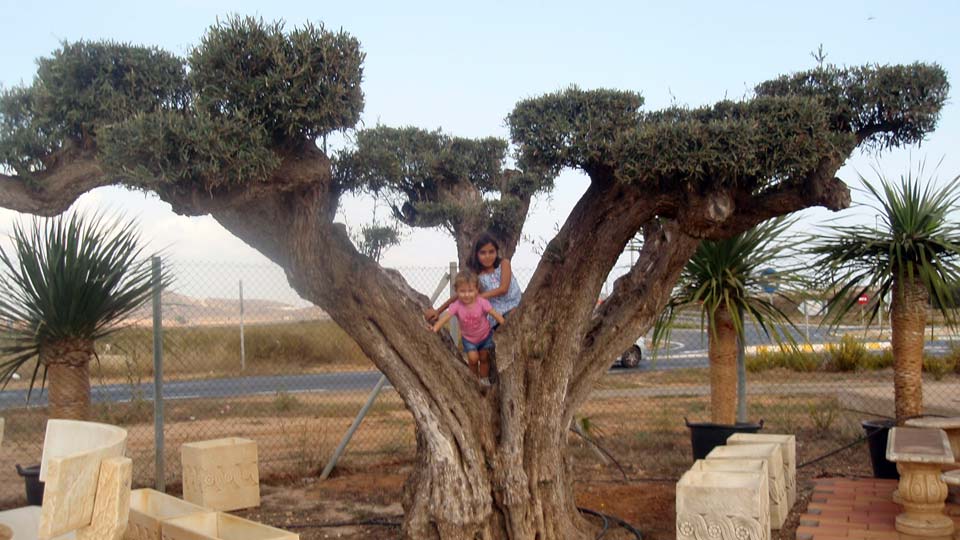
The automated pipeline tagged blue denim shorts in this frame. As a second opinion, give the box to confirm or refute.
[462,331,495,352]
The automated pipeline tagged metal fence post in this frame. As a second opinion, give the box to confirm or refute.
[448,261,459,343]
[239,279,246,371]
[320,269,454,480]
[151,256,165,492]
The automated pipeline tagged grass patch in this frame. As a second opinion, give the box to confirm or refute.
[92,319,372,379]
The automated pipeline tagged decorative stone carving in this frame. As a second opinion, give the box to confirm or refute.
[76,456,132,540]
[676,470,769,540]
[181,438,260,511]
[126,489,212,540]
[38,420,128,539]
[727,433,797,508]
[706,443,787,529]
[160,511,298,540]
[887,427,955,539]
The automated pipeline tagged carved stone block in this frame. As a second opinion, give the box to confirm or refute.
[160,512,298,540]
[38,420,128,539]
[727,433,797,509]
[181,438,260,511]
[125,489,212,540]
[76,456,132,540]
[706,443,787,529]
[676,470,769,540]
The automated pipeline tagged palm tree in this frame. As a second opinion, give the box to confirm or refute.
[0,213,168,420]
[654,218,803,425]
[811,164,960,424]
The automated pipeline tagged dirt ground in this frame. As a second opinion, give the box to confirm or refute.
[235,447,871,540]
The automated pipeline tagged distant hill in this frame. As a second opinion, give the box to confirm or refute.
[128,291,329,326]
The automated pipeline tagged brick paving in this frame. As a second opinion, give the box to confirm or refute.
[796,478,960,539]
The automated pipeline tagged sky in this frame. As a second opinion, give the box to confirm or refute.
[0,1,958,294]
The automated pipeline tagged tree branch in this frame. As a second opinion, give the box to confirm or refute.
[568,220,699,405]
[698,158,850,240]
[0,157,109,216]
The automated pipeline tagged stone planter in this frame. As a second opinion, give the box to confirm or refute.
[161,512,298,540]
[125,488,212,540]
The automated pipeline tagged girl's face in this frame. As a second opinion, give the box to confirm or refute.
[456,282,479,304]
[476,242,498,269]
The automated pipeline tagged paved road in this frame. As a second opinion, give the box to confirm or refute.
[1,330,955,408]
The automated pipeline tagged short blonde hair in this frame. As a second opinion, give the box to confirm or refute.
[453,270,479,290]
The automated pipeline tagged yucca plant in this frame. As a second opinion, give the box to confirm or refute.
[654,218,805,425]
[810,163,960,423]
[0,212,169,420]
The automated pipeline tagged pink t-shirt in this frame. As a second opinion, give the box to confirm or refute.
[448,297,493,344]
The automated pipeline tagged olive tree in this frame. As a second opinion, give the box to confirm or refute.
[0,17,948,539]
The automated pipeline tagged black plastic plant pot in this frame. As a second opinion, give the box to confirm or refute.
[861,419,899,480]
[685,418,764,461]
[16,464,44,505]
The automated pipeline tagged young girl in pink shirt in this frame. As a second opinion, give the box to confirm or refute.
[432,270,505,384]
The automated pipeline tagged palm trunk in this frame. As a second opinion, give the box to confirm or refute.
[709,306,738,425]
[41,340,94,420]
[891,275,928,424]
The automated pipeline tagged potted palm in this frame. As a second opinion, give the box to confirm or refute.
[0,212,168,421]
[654,217,804,459]
[810,164,960,478]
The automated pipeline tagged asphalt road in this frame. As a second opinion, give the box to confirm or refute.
[0,328,955,408]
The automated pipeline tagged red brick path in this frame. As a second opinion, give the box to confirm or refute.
[796,478,960,539]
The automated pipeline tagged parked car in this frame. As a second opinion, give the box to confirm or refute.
[615,336,645,369]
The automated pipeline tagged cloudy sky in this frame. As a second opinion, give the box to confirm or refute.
[1,1,957,294]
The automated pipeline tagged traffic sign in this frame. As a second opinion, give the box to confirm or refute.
[858,294,869,305]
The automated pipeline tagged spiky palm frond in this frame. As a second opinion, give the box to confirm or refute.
[810,162,960,326]
[653,217,806,350]
[0,212,170,394]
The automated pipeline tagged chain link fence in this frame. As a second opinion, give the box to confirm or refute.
[1,260,958,506]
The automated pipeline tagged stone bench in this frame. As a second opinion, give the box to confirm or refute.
[706,443,787,529]
[726,433,796,509]
[676,470,769,540]
[886,426,955,539]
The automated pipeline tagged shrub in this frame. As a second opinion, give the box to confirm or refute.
[825,335,868,372]
[923,356,957,381]
[860,350,895,370]
[746,348,821,373]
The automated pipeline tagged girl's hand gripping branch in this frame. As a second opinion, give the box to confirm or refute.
[432,311,453,333]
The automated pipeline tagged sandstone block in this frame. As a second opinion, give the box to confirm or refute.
[727,433,796,508]
[706,443,787,529]
[676,470,769,540]
[181,438,260,511]
[160,512,298,540]
[125,489,212,540]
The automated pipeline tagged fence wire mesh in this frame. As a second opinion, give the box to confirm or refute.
[0,260,958,506]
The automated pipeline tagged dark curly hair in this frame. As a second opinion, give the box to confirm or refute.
[468,233,502,273]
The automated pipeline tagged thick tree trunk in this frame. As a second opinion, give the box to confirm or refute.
[709,307,738,425]
[41,340,95,420]
[891,276,928,424]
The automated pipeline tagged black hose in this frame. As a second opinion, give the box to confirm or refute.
[569,425,630,480]
[579,506,644,539]
[284,517,402,529]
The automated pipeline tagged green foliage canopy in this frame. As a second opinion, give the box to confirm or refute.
[335,126,549,236]
[509,64,949,193]
[1,17,365,191]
